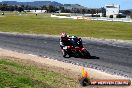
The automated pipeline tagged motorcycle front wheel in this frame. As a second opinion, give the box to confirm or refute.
[62,50,71,58]
[82,50,91,58]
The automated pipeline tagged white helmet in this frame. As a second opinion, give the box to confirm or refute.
[61,32,67,37]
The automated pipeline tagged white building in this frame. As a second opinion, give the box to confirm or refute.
[105,4,120,18]
[24,10,47,13]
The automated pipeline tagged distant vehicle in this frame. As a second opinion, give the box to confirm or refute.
[2,12,4,15]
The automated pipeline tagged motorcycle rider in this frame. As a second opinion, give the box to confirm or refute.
[60,32,70,49]
[60,33,71,57]
[60,33,83,49]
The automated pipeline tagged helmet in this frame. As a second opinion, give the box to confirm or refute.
[61,32,67,37]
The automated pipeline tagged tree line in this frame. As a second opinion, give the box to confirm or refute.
[122,10,132,18]
[0,4,106,14]
[0,4,23,12]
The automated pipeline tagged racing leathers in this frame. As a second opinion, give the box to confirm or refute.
[60,37,70,49]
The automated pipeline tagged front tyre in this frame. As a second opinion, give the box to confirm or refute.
[62,50,67,57]
[82,50,91,58]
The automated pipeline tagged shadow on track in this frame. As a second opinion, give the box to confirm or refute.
[63,55,100,59]
[89,56,100,59]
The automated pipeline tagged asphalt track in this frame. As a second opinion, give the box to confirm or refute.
[0,33,132,78]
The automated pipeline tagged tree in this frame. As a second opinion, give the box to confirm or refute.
[14,5,18,11]
[47,5,59,13]
[123,10,131,15]
[18,6,24,12]
[101,7,106,17]
[8,5,15,11]
[129,13,132,19]
[90,9,96,15]
[41,5,47,10]
[81,9,86,14]
[0,4,8,11]
[59,6,65,12]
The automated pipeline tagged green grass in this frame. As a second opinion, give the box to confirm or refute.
[0,12,132,40]
[0,58,78,88]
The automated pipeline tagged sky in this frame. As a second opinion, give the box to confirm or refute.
[1,0,132,10]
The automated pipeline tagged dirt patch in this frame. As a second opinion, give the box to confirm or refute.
[0,48,131,88]
[0,48,81,79]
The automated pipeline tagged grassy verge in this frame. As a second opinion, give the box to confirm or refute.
[0,58,78,88]
[0,12,132,40]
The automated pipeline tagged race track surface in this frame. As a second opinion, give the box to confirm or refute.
[0,33,132,78]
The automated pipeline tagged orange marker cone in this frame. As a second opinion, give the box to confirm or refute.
[81,67,90,78]
[84,71,89,78]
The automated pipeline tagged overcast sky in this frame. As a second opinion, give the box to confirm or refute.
[1,0,132,10]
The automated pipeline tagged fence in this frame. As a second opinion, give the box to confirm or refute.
[87,17,132,23]
[51,14,132,23]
